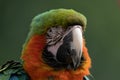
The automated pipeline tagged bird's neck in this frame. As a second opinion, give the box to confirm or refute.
[21,35,91,80]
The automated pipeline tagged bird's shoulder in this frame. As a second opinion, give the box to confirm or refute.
[0,60,30,80]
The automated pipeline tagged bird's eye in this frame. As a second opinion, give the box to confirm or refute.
[46,27,65,45]
[49,29,52,32]
[66,26,73,31]
[48,28,52,33]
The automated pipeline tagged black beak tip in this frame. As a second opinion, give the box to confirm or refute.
[73,63,80,71]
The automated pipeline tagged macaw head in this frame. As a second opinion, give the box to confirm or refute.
[21,9,91,80]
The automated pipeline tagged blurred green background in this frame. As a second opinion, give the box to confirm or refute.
[0,0,120,80]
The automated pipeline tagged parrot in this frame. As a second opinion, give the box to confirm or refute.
[0,9,91,80]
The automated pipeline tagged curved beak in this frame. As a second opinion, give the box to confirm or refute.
[71,25,83,70]
[62,25,83,70]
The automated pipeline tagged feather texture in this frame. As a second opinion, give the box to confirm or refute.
[21,9,91,80]
[21,35,91,80]
[0,60,29,80]
[23,9,87,51]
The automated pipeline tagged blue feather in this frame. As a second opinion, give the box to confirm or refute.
[9,75,19,80]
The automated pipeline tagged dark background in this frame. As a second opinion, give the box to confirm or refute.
[0,0,120,80]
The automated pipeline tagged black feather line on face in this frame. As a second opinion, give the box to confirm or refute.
[46,27,65,45]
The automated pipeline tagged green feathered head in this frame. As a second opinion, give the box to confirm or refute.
[23,9,87,48]
[29,9,87,36]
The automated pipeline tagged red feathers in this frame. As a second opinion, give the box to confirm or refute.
[21,35,91,80]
